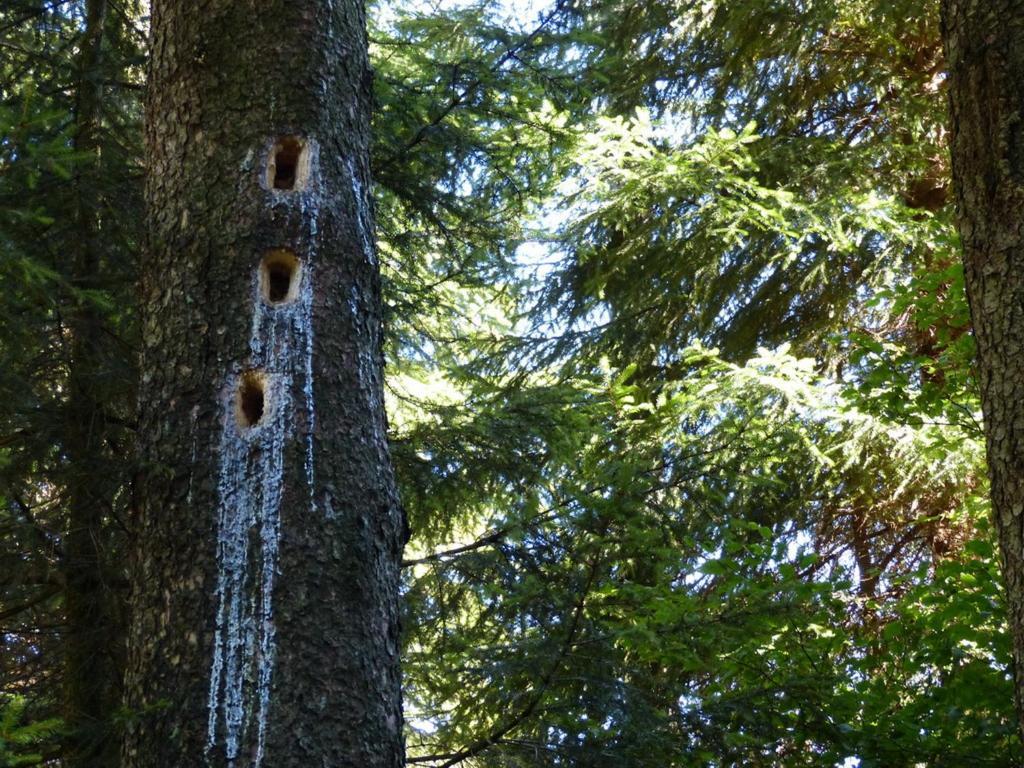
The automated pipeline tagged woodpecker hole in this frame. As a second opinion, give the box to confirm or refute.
[235,371,267,428]
[259,249,301,305]
[267,136,307,191]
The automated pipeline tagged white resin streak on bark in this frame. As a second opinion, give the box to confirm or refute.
[348,157,376,267]
[301,190,318,513]
[346,158,387,453]
[206,173,319,767]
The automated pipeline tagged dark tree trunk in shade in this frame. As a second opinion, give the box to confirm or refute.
[942,0,1024,741]
[122,0,405,765]
[65,0,125,765]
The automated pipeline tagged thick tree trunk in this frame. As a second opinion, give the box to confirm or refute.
[122,0,405,765]
[942,0,1024,741]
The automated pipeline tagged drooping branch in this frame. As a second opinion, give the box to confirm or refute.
[407,553,600,767]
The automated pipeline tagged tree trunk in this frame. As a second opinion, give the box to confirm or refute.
[65,0,124,764]
[942,0,1024,741]
[122,0,405,765]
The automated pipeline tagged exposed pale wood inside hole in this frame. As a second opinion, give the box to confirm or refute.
[267,136,307,190]
[259,249,301,305]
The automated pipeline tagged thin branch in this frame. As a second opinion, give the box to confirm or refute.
[408,554,600,767]
[379,0,566,170]
[0,584,62,622]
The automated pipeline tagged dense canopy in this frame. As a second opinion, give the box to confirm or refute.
[0,0,1016,766]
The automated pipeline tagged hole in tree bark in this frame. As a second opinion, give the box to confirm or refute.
[267,136,307,190]
[236,371,266,428]
[267,263,290,302]
[259,249,301,305]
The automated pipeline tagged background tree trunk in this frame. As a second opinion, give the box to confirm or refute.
[65,0,125,764]
[942,0,1024,741]
[122,0,405,764]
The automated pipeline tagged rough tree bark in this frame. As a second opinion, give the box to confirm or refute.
[942,0,1024,741]
[122,0,405,765]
